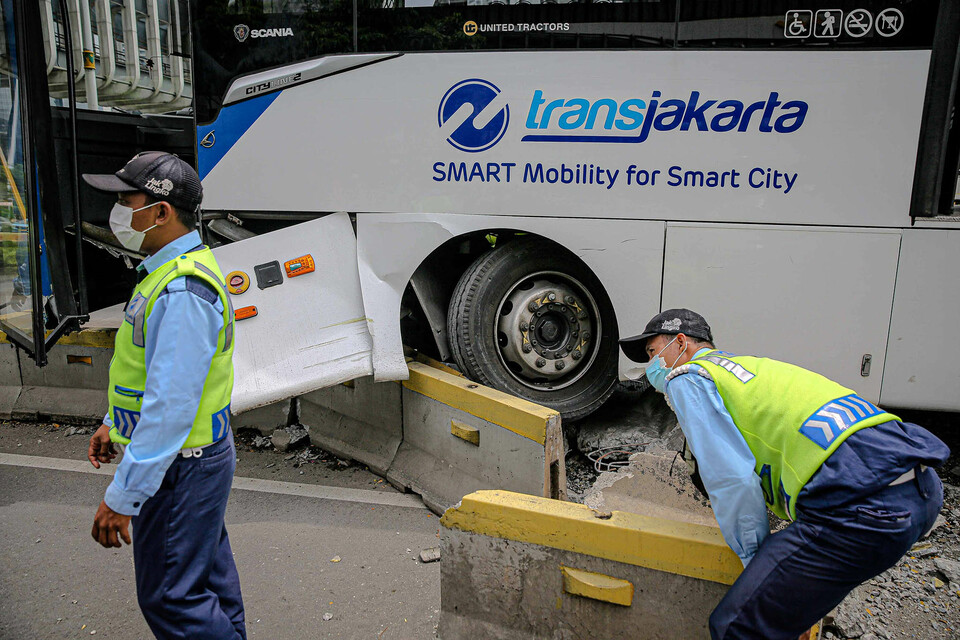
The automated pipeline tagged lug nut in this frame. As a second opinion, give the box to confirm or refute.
[578,311,588,320]
[520,321,528,331]
[522,344,532,353]
[555,361,565,370]
[528,301,538,312]
[535,358,546,368]
[572,351,582,360]
[582,332,591,340]
[547,292,556,301]
[565,296,575,305]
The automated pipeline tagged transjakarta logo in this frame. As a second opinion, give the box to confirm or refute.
[521,90,808,143]
[438,79,509,153]
[438,82,809,151]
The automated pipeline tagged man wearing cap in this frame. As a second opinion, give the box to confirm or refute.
[620,309,948,640]
[82,151,245,639]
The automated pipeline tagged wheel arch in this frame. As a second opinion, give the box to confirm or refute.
[355,214,664,383]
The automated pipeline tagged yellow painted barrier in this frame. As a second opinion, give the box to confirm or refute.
[442,490,742,585]
[560,566,634,606]
[403,361,554,445]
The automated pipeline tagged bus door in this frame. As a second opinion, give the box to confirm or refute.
[0,0,84,365]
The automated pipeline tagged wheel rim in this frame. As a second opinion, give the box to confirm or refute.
[494,270,602,391]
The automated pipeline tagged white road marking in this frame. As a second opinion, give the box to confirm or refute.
[0,453,426,510]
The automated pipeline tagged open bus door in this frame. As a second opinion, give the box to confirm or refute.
[0,0,85,365]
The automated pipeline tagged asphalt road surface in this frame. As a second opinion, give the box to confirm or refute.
[0,424,441,640]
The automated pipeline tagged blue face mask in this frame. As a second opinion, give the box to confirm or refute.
[645,335,682,393]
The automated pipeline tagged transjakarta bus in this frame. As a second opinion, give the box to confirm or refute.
[193,1,958,419]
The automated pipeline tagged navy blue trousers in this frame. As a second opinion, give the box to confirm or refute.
[709,467,943,640]
[132,434,246,640]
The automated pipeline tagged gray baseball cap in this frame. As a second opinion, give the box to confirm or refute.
[620,308,714,363]
[82,151,203,214]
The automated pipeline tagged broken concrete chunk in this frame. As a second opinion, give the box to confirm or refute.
[934,558,960,584]
[271,425,309,453]
[582,451,715,527]
[419,547,441,563]
[910,542,939,559]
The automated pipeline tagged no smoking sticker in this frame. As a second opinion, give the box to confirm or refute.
[844,9,873,37]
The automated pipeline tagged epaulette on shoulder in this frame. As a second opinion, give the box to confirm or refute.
[666,362,714,383]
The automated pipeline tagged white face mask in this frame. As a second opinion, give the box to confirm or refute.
[110,202,158,252]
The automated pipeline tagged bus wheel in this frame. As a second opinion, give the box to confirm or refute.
[447,237,619,422]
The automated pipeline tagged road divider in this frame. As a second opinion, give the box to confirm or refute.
[0,329,116,423]
[439,490,743,639]
[301,360,565,514]
[390,361,565,514]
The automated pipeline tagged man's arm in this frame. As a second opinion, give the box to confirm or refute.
[102,278,224,517]
[665,371,769,566]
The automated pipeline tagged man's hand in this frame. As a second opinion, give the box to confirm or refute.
[91,500,131,548]
[88,424,116,469]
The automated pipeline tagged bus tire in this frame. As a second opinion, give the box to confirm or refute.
[447,237,619,422]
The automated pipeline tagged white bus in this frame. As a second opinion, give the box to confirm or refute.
[186,0,960,420]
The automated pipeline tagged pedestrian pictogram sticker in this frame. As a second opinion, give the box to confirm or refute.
[875,8,904,37]
[784,10,812,38]
[814,10,843,38]
[844,9,873,38]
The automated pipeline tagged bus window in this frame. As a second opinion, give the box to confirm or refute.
[356,0,676,53]
[190,0,676,124]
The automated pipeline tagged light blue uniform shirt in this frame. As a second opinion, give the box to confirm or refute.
[103,231,225,516]
[664,347,769,567]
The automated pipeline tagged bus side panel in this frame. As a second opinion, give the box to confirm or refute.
[661,223,901,402]
[881,229,960,411]
[200,50,928,229]
[356,214,665,382]
[212,213,374,413]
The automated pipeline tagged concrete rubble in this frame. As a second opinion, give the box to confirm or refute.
[582,451,716,528]
[271,424,309,453]
[574,390,680,454]
[419,547,441,564]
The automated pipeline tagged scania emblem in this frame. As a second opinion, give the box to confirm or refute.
[234,24,250,42]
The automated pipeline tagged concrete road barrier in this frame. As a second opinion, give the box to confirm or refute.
[439,490,743,639]
[299,375,403,476]
[301,361,566,514]
[0,342,21,419]
[389,362,566,514]
[0,330,115,423]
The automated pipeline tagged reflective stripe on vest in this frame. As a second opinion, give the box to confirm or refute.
[679,351,898,521]
[107,247,236,448]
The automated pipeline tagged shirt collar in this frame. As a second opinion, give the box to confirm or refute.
[693,347,713,359]
[138,230,203,274]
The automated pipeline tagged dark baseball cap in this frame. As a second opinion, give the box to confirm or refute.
[82,151,203,214]
[619,308,714,363]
